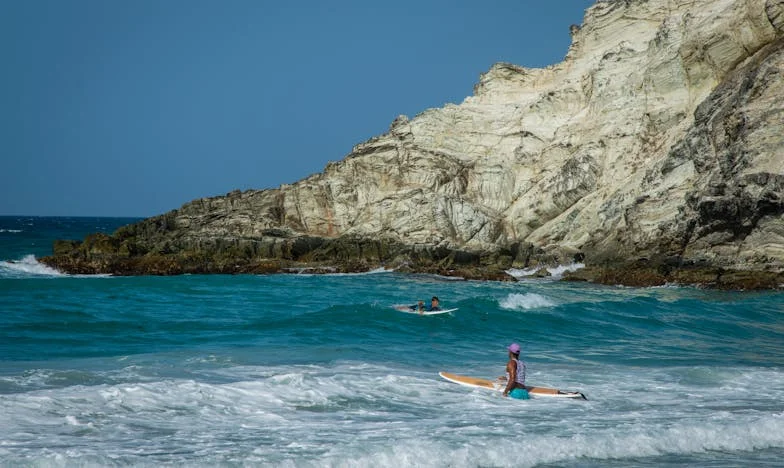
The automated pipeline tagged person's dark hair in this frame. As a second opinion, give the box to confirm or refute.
[432,296,439,301]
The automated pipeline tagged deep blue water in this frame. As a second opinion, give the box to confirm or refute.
[1,217,783,467]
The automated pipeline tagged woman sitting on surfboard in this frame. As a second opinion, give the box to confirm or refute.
[501,343,529,399]
[408,296,440,313]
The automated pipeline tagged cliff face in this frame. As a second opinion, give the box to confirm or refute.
[44,0,784,287]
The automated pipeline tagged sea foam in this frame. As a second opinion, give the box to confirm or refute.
[499,292,556,310]
[506,262,585,280]
[0,254,63,277]
[285,266,396,276]
[0,254,114,278]
[3,362,783,467]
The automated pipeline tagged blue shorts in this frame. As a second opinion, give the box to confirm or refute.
[508,388,530,400]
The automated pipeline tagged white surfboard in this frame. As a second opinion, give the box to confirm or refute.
[439,371,587,399]
[394,306,458,315]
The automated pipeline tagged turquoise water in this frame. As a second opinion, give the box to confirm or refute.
[1,217,783,467]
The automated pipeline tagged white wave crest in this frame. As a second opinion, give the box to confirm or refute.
[499,293,556,310]
[286,266,396,276]
[0,254,63,277]
[2,362,783,466]
[506,262,584,280]
[0,228,23,233]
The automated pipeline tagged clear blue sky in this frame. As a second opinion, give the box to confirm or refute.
[1,0,595,217]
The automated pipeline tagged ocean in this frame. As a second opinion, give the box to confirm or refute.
[1,216,783,467]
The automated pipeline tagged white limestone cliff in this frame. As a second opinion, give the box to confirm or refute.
[158,0,784,271]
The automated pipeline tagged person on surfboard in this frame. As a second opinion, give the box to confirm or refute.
[500,343,529,399]
[406,296,441,314]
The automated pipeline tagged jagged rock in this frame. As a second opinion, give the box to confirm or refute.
[562,262,784,290]
[767,0,784,32]
[42,0,784,288]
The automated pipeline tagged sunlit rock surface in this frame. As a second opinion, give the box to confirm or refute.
[44,0,784,287]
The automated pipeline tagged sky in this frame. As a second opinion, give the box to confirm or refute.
[1,0,595,217]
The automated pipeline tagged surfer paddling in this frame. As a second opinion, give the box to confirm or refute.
[500,343,529,399]
[407,296,441,315]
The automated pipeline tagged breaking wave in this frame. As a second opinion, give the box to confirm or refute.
[499,293,557,310]
[0,254,63,277]
[506,262,585,280]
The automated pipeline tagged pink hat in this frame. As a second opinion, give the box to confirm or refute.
[508,343,520,354]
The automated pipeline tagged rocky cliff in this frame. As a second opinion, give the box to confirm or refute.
[44,0,784,288]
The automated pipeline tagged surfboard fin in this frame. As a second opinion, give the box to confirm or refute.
[558,390,588,400]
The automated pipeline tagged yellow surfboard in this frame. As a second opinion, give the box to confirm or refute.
[439,371,587,399]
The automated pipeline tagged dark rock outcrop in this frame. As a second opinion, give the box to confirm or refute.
[40,0,784,289]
